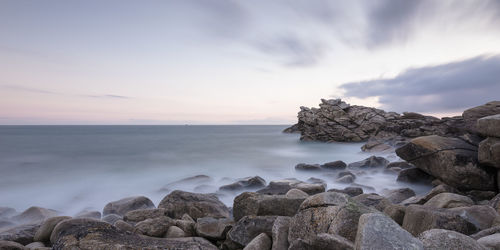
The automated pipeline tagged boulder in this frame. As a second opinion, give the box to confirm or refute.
[34,216,71,242]
[226,216,277,248]
[158,190,230,219]
[25,241,47,249]
[470,226,500,240]
[243,233,272,250]
[285,189,309,199]
[448,205,499,230]
[402,205,477,236]
[123,208,167,223]
[295,163,322,171]
[328,187,363,197]
[50,218,217,249]
[219,176,266,192]
[422,184,460,202]
[102,196,154,216]
[383,204,406,225]
[462,101,500,133]
[423,192,474,208]
[477,233,500,250]
[114,220,135,232]
[320,160,347,170]
[166,226,185,238]
[352,194,392,211]
[101,214,122,225]
[479,137,500,168]
[75,210,101,219]
[194,217,233,241]
[0,223,40,245]
[327,199,378,242]
[466,190,496,202]
[257,179,324,195]
[288,233,354,250]
[396,135,496,191]
[232,192,305,221]
[386,161,414,171]
[0,240,25,250]
[336,175,355,183]
[355,213,424,250]
[396,168,433,184]
[382,188,416,204]
[477,114,500,137]
[418,229,485,250]
[134,216,175,237]
[347,156,389,168]
[11,206,58,224]
[490,193,500,213]
[271,216,291,250]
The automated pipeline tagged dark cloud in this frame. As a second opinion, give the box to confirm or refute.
[339,55,500,113]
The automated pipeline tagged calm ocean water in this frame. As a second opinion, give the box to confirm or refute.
[0,125,424,215]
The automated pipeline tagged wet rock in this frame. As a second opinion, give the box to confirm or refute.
[337,170,355,178]
[233,192,305,221]
[75,210,101,219]
[396,167,433,184]
[283,124,300,133]
[347,156,389,169]
[477,114,500,137]
[285,189,308,199]
[400,196,427,206]
[355,213,423,250]
[328,187,363,197]
[195,217,233,241]
[0,240,25,250]
[352,194,391,211]
[449,205,499,230]
[382,188,416,204]
[271,216,290,250]
[11,207,58,224]
[101,214,122,225]
[479,137,500,168]
[466,190,496,202]
[336,174,355,183]
[396,135,496,191]
[34,216,71,242]
[327,199,378,242]
[166,226,185,238]
[159,175,212,192]
[422,184,460,202]
[402,205,477,236]
[102,196,155,216]
[383,204,406,225]
[174,219,196,237]
[423,192,474,208]
[50,218,217,249]
[477,233,500,249]
[158,190,230,219]
[123,208,167,223]
[0,223,40,245]
[306,177,325,184]
[219,176,266,192]
[418,229,485,250]
[243,233,271,250]
[134,216,175,237]
[114,220,135,232]
[320,160,347,170]
[295,163,321,171]
[386,161,414,171]
[257,179,324,195]
[226,216,277,248]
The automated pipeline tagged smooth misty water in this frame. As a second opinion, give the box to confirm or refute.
[0,125,428,216]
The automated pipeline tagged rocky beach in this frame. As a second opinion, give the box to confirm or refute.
[1,99,500,250]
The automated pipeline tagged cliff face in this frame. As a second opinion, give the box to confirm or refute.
[288,99,466,145]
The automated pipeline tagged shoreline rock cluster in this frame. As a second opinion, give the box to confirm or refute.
[1,100,499,249]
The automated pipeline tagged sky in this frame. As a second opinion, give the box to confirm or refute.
[1,0,500,125]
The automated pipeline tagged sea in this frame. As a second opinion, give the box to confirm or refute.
[0,125,429,216]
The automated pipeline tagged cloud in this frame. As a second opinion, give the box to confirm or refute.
[339,54,500,113]
[1,85,130,100]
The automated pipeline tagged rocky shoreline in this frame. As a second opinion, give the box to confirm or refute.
[1,100,500,249]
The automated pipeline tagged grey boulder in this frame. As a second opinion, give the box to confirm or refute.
[158,190,230,220]
[102,196,154,216]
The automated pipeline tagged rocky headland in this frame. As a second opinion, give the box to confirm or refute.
[1,99,500,249]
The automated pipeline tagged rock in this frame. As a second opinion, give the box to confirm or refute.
[466,190,496,202]
[328,199,378,242]
[159,175,212,192]
[114,220,135,232]
[328,187,363,197]
[257,179,325,195]
[283,124,300,133]
[0,208,16,219]
[0,223,40,245]
[295,163,321,171]
[306,177,325,184]
[423,192,474,208]
[123,208,167,223]
[11,207,58,224]
[243,233,271,250]
[400,196,427,206]
[355,213,424,250]
[194,217,233,241]
[320,160,347,170]
[25,241,45,249]
[477,233,500,250]
[347,156,389,168]
[463,101,500,133]
[402,205,477,236]
[299,192,349,210]
[75,210,101,219]
[101,214,122,225]
[448,205,499,230]
[471,226,500,240]
[174,219,196,237]
[233,192,305,221]
[158,190,230,219]
[166,226,185,238]
[418,229,485,250]
[293,183,326,195]
[383,204,406,225]
[396,168,433,184]
[337,174,355,183]
[271,216,290,250]
[226,216,277,248]
[134,216,175,237]
[285,189,309,199]
[311,233,355,250]
[0,240,25,250]
[352,194,392,211]
[386,161,414,171]
[396,135,496,191]
[477,114,500,137]
[337,170,356,178]
[34,216,71,242]
[181,213,195,222]
[382,188,416,204]
[50,218,217,249]
[219,176,266,192]
[102,196,154,217]
[422,184,460,202]
[479,137,500,168]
